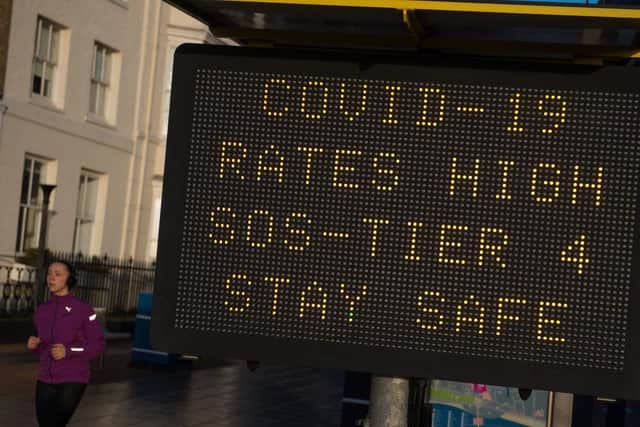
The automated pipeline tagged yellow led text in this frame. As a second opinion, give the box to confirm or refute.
[416,87,445,127]
[340,283,368,322]
[284,212,311,251]
[246,209,274,248]
[446,157,603,207]
[219,141,401,192]
[371,152,400,191]
[449,157,480,198]
[224,273,251,313]
[340,83,367,121]
[455,295,485,334]
[264,276,291,316]
[496,160,514,200]
[256,144,285,183]
[438,224,470,265]
[209,207,236,245]
[531,163,560,203]
[478,227,508,268]
[572,165,603,207]
[496,297,526,336]
[537,301,568,342]
[404,221,424,262]
[333,149,362,189]
[560,234,589,275]
[539,94,567,134]
[416,290,445,330]
[259,81,570,134]
[383,85,401,125]
[363,217,390,257]
[507,93,523,132]
[219,141,247,180]
[415,290,569,342]
[301,80,329,120]
[224,273,371,323]
[297,146,324,185]
[300,281,328,319]
[262,78,290,117]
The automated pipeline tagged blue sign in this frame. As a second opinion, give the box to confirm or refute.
[431,381,549,427]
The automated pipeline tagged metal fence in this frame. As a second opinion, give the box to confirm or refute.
[0,252,155,317]
[0,263,36,317]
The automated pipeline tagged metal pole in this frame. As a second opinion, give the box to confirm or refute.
[550,392,573,427]
[35,184,56,306]
[368,376,409,427]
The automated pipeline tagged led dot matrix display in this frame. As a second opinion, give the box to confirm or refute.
[153,45,640,398]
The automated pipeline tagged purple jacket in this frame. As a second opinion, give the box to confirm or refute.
[33,293,106,384]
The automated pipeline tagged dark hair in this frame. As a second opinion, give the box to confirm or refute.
[47,260,78,289]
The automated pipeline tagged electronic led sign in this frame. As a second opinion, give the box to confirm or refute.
[152,45,640,398]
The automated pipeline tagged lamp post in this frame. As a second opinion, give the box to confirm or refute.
[35,184,56,306]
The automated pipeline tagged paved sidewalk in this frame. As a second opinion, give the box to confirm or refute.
[1,340,344,426]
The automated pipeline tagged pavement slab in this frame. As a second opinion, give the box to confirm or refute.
[1,339,344,427]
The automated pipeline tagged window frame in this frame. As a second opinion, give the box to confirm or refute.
[15,156,48,255]
[72,170,101,255]
[89,42,113,118]
[31,17,60,99]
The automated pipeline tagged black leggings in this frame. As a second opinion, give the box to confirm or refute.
[36,381,87,427]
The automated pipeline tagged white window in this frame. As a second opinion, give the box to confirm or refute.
[16,157,47,254]
[89,43,113,118]
[32,17,60,98]
[72,171,100,255]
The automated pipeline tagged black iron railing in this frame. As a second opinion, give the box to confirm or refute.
[0,263,36,316]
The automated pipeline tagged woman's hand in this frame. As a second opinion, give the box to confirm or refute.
[27,336,41,350]
[51,344,66,360]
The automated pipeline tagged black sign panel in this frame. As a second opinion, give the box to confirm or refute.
[152,44,640,398]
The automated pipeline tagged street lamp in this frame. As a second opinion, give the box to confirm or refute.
[35,184,56,305]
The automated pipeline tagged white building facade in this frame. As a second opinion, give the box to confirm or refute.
[0,0,221,262]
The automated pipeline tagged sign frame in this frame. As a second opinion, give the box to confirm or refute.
[151,44,640,398]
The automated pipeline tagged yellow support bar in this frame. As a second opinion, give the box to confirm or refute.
[211,25,640,58]
[402,9,426,43]
[225,0,640,19]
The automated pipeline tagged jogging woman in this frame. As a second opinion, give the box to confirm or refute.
[27,260,106,426]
